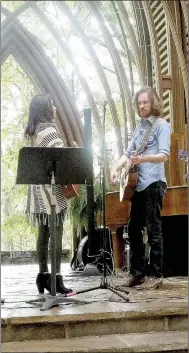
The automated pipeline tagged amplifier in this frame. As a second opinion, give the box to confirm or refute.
[77,228,113,270]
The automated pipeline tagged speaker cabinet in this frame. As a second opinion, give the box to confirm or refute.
[162,215,188,276]
[114,215,188,277]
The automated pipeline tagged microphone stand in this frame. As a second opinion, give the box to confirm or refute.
[64,105,130,302]
[100,101,109,287]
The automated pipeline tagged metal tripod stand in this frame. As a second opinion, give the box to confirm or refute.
[62,106,130,303]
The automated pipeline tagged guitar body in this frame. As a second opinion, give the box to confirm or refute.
[120,163,138,201]
[61,184,80,199]
[119,123,156,202]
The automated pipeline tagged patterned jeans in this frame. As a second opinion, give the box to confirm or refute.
[128,181,166,279]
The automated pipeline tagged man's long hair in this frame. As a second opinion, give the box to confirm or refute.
[24,93,54,138]
[133,86,164,117]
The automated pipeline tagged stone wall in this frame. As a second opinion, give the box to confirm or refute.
[1,250,70,265]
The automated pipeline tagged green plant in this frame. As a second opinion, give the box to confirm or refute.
[67,176,104,234]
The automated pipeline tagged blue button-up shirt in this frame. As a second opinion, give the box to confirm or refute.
[124,116,171,191]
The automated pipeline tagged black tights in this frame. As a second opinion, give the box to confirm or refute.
[37,222,63,273]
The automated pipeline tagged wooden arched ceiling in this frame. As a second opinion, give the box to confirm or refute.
[1,5,83,147]
[55,0,123,155]
[1,0,188,156]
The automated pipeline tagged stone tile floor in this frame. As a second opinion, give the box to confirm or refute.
[1,263,188,319]
[1,264,188,353]
[2,331,188,353]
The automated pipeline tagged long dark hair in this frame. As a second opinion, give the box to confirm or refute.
[24,94,54,138]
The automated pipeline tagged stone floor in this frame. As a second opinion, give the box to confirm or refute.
[1,263,188,318]
[1,263,188,352]
[2,331,188,353]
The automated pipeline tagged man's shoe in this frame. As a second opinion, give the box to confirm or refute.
[137,276,163,290]
[125,274,145,287]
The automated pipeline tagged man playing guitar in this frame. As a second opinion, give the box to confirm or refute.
[110,86,170,289]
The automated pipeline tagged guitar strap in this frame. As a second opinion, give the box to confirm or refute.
[136,118,158,155]
[31,137,34,147]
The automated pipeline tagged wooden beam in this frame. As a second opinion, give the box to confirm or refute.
[169,133,186,186]
[162,75,172,90]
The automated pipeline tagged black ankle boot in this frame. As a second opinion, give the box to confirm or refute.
[56,274,73,294]
[36,273,51,294]
[47,274,73,294]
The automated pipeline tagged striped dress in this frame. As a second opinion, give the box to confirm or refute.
[26,122,68,226]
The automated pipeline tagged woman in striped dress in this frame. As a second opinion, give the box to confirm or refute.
[24,93,73,295]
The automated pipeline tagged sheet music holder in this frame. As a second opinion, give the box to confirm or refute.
[16,147,91,185]
[16,147,91,310]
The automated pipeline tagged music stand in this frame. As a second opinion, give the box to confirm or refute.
[16,147,91,310]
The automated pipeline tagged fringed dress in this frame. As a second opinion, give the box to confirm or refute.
[26,122,68,226]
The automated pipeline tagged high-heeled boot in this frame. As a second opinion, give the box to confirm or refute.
[36,273,51,294]
[47,274,73,294]
[56,274,73,294]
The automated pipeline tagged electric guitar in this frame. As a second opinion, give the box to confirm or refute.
[119,152,138,202]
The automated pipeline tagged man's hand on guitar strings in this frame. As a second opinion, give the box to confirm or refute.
[130,154,143,165]
[110,169,119,185]
[110,155,129,184]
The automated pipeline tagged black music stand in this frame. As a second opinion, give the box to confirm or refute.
[16,147,91,311]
